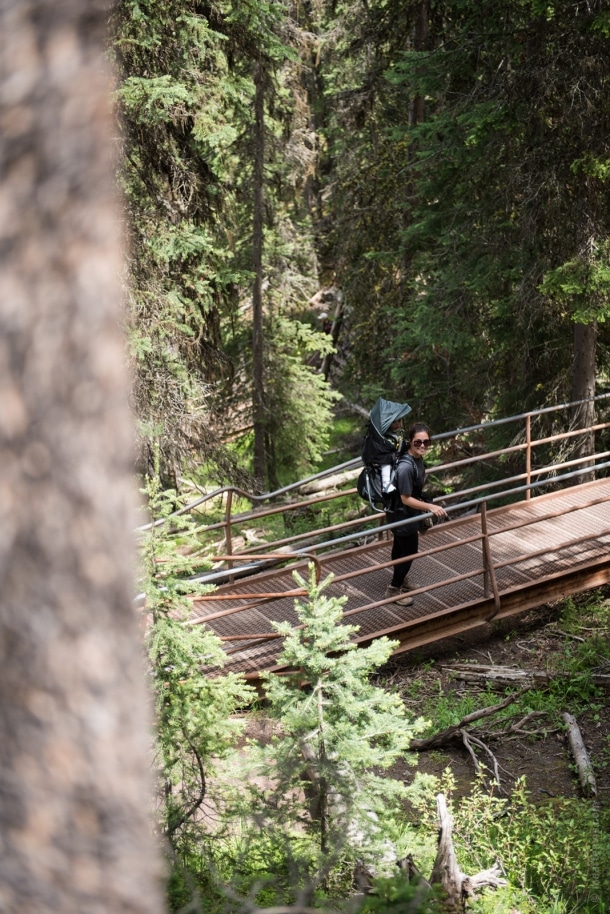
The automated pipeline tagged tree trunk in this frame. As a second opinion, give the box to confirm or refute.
[252,60,267,487]
[319,292,344,381]
[430,795,464,911]
[571,320,597,483]
[410,0,430,126]
[0,2,163,911]
[429,794,506,912]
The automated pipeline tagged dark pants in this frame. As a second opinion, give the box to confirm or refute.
[390,531,418,588]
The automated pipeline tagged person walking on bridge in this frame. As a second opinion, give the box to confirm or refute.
[384,423,448,605]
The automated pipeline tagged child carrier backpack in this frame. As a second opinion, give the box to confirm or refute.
[357,462,398,510]
[357,397,412,511]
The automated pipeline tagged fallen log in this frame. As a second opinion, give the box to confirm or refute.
[562,712,597,797]
[444,663,610,693]
[298,467,361,495]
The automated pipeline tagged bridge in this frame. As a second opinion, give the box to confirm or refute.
[155,396,610,681]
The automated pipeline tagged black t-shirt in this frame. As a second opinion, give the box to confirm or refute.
[394,453,425,500]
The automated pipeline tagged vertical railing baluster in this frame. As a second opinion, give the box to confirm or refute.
[224,489,234,583]
[525,413,532,500]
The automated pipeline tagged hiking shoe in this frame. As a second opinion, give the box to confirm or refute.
[385,585,414,607]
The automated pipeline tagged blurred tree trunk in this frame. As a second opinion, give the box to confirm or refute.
[0,1,164,911]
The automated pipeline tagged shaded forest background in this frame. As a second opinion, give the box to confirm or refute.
[111,0,610,493]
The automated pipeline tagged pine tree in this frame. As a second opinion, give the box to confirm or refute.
[318,0,610,430]
[111,0,340,489]
[140,475,254,860]
[244,566,427,888]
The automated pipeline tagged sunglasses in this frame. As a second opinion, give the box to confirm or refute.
[412,438,431,448]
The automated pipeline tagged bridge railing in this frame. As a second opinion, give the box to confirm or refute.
[189,477,610,677]
[141,393,610,583]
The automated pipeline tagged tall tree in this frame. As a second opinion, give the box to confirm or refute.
[111,0,250,483]
[252,58,268,482]
[0,0,163,909]
[246,569,425,888]
[314,0,425,405]
[112,0,338,490]
[319,0,610,432]
[217,0,340,489]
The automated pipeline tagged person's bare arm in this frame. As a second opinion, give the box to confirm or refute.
[400,494,447,518]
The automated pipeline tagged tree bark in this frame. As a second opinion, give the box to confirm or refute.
[430,794,506,912]
[319,293,344,381]
[429,794,464,910]
[571,321,597,483]
[0,2,163,911]
[252,59,267,487]
[445,663,610,693]
[562,712,597,797]
[410,1,430,126]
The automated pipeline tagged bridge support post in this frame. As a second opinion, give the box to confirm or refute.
[480,502,501,620]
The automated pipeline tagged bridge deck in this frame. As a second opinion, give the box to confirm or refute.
[190,478,610,680]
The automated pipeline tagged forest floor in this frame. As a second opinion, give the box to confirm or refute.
[376,592,610,806]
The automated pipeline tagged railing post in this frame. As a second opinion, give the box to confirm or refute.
[525,413,532,500]
[480,502,501,620]
[224,489,234,582]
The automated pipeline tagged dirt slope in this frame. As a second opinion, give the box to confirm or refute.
[379,595,610,803]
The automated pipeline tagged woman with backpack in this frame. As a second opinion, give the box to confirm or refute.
[384,422,448,606]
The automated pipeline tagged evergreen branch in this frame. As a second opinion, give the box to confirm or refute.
[165,729,207,839]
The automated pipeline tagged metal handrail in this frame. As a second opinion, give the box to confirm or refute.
[139,393,610,522]
[140,396,610,582]
[189,482,610,664]
[191,456,610,586]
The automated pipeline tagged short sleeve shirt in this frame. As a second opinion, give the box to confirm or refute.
[395,454,425,499]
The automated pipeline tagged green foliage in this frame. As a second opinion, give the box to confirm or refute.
[111,0,252,476]
[407,768,610,913]
[456,777,610,911]
[140,474,254,852]
[264,317,342,480]
[539,241,610,324]
[114,0,343,486]
[244,566,428,884]
[356,872,444,914]
[320,0,610,427]
[417,689,497,736]
[221,309,343,484]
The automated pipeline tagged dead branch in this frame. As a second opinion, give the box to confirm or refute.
[464,732,502,786]
[409,687,529,750]
[562,712,597,797]
[477,710,554,740]
[504,710,545,733]
[397,853,431,888]
[460,729,482,774]
[430,794,507,912]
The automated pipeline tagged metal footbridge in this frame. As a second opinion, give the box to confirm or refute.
[152,397,610,681]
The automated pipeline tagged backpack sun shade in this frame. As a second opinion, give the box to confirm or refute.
[357,397,412,510]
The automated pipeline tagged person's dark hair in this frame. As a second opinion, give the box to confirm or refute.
[407,422,432,442]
